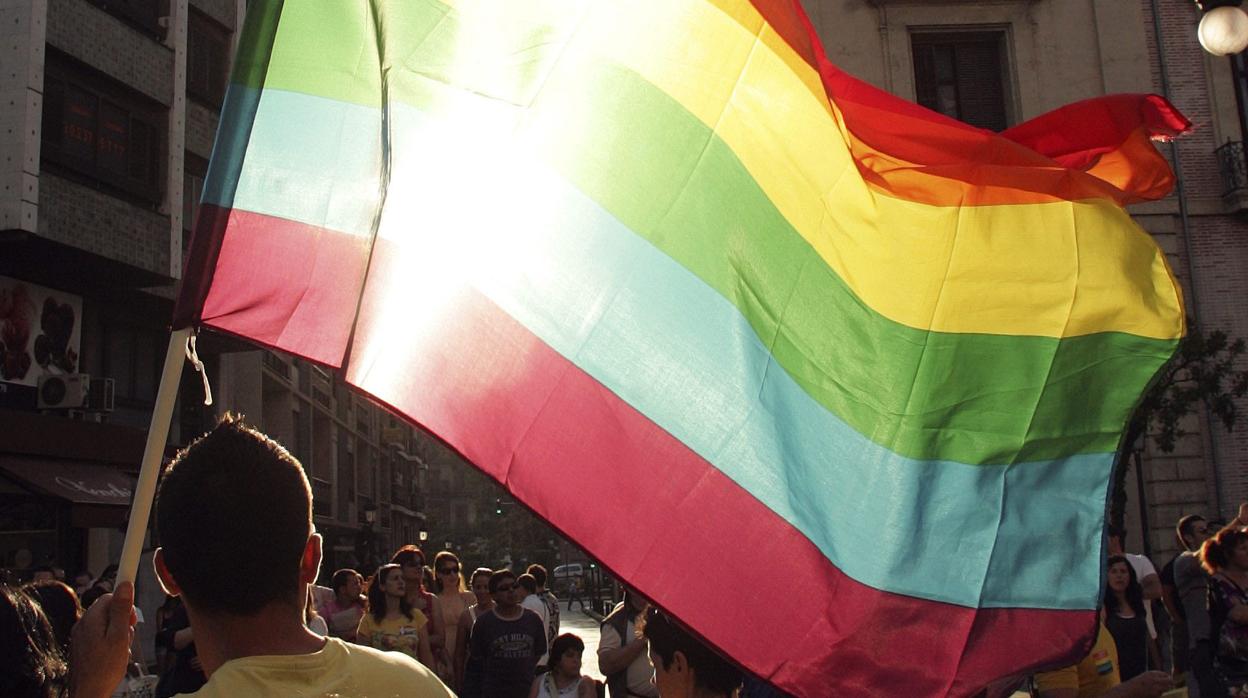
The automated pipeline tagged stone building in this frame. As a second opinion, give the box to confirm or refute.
[806,0,1248,563]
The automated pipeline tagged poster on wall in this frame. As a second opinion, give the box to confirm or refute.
[0,276,82,408]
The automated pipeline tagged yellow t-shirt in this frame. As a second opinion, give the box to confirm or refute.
[182,636,452,697]
[1034,623,1121,697]
[356,610,429,659]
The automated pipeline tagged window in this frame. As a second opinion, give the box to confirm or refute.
[912,32,1010,132]
[42,53,164,203]
[188,10,230,108]
[100,322,161,404]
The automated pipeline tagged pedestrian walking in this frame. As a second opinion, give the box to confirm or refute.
[456,568,495,697]
[1105,555,1158,681]
[528,564,561,659]
[1201,525,1248,694]
[529,633,595,698]
[599,589,659,698]
[433,551,476,685]
[469,569,547,698]
[518,573,551,668]
[567,576,585,612]
[319,569,366,642]
[357,563,434,668]
[392,545,445,670]
[1161,514,1212,681]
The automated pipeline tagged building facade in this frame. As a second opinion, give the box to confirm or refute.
[808,0,1248,563]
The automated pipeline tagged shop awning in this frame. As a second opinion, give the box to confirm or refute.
[0,457,135,506]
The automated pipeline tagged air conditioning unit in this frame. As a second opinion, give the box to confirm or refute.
[87,378,115,412]
[37,374,89,410]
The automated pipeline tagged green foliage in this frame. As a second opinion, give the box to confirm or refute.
[1110,326,1248,530]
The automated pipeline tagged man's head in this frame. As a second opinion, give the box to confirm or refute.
[644,607,742,698]
[526,564,548,592]
[1106,524,1126,556]
[31,566,54,584]
[517,573,537,599]
[1177,514,1211,551]
[154,414,319,617]
[489,569,518,611]
[390,545,425,591]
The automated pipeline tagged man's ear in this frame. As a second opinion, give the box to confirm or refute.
[153,548,181,597]
[671,649,690,678]
[300,533,323,585]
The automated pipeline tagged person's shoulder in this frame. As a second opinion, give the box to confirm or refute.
[336,640,452,688]
[1126,552,1158,574]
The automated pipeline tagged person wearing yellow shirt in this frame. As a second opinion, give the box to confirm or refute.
[357,562,435,667]
[1035,618,1173,698]
[66,415,454,698]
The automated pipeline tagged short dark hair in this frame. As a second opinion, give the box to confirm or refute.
[330,569,361,596]
[526,564,548,588]
[550,632,585,662]
[157,414,312,615]
[0,585,67,697]
[1177,515,1207,550]
[489,569,516,593]
[27,581,80,655]
[390,545,424,569]
[644,608,742,695]
[517,573,537,594]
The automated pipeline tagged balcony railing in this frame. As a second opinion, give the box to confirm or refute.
[1216,140,1248,197]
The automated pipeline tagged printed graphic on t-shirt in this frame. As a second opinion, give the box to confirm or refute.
[490,632,538,659]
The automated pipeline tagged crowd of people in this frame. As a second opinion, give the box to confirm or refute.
[10,414,1247,698]
[1026,508,1248,698]
[0,415,744,698]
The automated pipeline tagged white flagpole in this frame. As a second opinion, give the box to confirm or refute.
[116,327,192,587]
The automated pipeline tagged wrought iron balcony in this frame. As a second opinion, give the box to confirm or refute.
[1217,140,1248,196]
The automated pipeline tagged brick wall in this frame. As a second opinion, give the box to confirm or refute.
[1136,0,1248,558]
[37,172,170,275]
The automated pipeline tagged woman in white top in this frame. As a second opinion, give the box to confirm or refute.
[530,633,596,698]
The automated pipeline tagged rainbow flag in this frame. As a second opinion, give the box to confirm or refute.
[174,1,1187,694]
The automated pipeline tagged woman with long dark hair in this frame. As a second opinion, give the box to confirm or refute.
[356,563,434,668]
[1104,555,1158,681]
[1201,526,1248,693]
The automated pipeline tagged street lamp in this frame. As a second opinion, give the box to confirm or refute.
[1196,1,1248,55]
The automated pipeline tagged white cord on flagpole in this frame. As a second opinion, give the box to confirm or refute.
[117,327,192,587]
